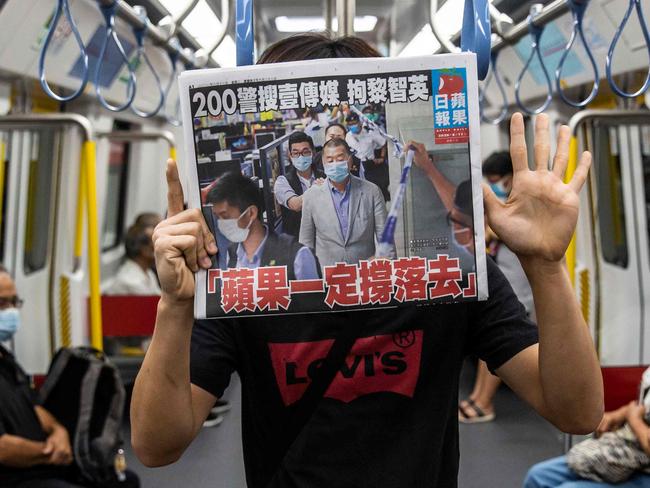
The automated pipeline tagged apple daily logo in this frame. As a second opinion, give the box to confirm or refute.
[268,330,423,406]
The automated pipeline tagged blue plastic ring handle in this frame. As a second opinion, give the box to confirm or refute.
[130,14,165,118]
[236,0,254,66]
[514,12,554,115]
[94,1,137,112]
[606,0,650,99]
[164,49,181,127]
[461,0,491,80]
[479,51,508,125]
[555,0,599,107]
[39,0,89,102]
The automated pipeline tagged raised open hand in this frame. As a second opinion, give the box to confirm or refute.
[483,113,591,263]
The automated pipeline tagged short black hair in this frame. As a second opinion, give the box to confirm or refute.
[454,180,473,218]
[0,264,8,275]
[207,171,262,218]
[483,151,513,177]
[288,131,314,152]
[322,137,351,155]
[124,224,153,260]
[134,212,161,228]
[325,123,346,136]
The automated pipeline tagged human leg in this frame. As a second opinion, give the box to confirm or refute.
[524,456,581,488]
[459,360,497,423]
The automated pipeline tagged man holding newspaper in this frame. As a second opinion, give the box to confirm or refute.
[131,33,602,488]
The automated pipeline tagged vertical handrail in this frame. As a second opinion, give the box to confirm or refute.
[236,0,254,66]
[0,136,5,240]
[460,0,491,80]
[564,135,579,286]
[83,141,102,351]
[73,149,86,271]
[430,0,460,53]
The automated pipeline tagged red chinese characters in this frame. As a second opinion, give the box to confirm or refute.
[324,263,360,307]
[220,268,256,313]
[393,257,428,302]
[257,266,291,311]
[359,259,393,305]
[428,255,462,299]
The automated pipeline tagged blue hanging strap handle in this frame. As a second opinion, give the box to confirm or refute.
[95,1,137,112]
[236,0,254,66]
[460,0,491,80]
[39,0,89,102]
[479,51,508,125]
[606,0,650,99]
[556,0,599,107]
[130,7,165,118]
[164,40,182,127]
[514,6,553,115]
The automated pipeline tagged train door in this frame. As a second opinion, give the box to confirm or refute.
[4,128,62,373]
[589,117,648,366]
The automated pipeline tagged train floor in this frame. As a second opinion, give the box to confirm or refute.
[122,360,565,487]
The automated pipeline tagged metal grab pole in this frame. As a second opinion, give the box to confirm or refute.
[194,0,231,67]
[336,0,355,37]
[430,0,460,53]
[96,0,210,68]
[97,129,178,163]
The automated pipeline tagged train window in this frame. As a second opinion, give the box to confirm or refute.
[24,131,59,274]
[595,125,628,268]
[101,122,130,251]
[641,126,650,262]
[0,133,7,263]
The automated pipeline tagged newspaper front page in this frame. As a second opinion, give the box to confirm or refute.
[178,54,487,319]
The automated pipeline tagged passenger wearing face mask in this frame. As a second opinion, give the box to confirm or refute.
[299,138,387,268]
[0,266,80,487]
[345,109,390,201]
[209,171,319,280]
[312,123,362,177]
[273,132,325,238]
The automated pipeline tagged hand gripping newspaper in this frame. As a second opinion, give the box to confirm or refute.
[178,54,487,319]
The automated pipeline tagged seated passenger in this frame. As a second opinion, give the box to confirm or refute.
[524,367,650,488]
[105,223,161,296]
[0,265,78,487]
[208,171,319,280]
[273,132,324,238]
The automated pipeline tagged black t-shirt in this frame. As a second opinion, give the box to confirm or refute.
[0,346,67,485]
[190,257,538,488]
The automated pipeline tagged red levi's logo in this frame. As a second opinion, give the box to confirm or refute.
[268,330,423,405]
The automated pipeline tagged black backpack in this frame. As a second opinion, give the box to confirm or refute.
[39,347,126,485]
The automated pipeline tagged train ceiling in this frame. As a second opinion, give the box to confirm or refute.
[124,0,555,66]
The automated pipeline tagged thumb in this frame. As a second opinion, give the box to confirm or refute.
[43,439,54,455]
[482,182,503,217]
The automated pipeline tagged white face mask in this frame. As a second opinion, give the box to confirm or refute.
[217,207,253,243]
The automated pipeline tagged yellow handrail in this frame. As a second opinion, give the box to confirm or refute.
[83,141,103,351]
[169,145,177,162]
[564,136,578,286]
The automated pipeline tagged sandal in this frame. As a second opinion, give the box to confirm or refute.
[458,398,495,424]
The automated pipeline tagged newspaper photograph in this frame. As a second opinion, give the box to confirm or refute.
[178,55,487,319]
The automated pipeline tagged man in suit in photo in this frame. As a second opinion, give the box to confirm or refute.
[299,138,387,268]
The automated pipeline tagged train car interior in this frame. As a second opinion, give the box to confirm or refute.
[0,0,649,487]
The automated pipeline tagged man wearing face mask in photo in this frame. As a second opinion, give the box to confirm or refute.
[273,132,325,239]
[312,123,362,176]
[345,110,390,201]
[208,171,319,280]
[300,138,387,268]
[0,265,78,487]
